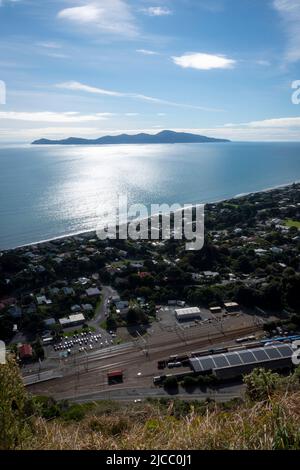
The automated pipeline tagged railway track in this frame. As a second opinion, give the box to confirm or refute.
[27,323,262,400]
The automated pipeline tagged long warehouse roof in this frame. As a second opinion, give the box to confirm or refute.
[190,343,294,373]
[175,307,201,315]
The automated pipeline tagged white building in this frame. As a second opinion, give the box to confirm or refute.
[175,307,201,321]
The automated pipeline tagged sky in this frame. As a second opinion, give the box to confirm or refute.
[0,0,300,142]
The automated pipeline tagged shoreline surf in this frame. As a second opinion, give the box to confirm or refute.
[3,180,299,252]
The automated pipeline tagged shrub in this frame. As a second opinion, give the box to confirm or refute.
[244,368,280,401]
[0,356,33,449]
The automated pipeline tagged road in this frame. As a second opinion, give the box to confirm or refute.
[68,383,245,404]
[88,285,116,328]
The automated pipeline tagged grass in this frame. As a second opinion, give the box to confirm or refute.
[223,202,240,209]
[284,219,300,229]
[24,392,300,450]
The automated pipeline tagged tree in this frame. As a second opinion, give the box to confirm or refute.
[163,376,178,390]
[126,306,148,325]
[0,356,32,449]
[244,368,280,401]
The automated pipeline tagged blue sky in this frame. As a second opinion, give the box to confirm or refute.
[0,0,300,142]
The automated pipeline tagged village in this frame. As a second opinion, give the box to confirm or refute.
[0,183,300,397]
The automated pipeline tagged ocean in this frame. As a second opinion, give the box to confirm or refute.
[0,141,300,250]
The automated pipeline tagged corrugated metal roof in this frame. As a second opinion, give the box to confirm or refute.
[175,307,201,316]
[190,344,294,373]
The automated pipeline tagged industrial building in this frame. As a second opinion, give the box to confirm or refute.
[224,302,240,313]
[175,306,201,321]
[189,343,294,380]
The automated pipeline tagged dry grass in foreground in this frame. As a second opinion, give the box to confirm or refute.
[25,391,300,450]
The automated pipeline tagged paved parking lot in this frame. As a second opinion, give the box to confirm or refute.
[45,327,117,359]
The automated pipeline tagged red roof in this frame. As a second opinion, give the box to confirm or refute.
[19,344,33,359]
[138,271,150,278]
[107,370,123,378]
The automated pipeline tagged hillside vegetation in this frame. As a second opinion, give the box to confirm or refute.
[1,358,300,450]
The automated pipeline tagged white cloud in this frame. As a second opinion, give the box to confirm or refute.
[172,52,236,70]
[226,116,300,129]
[0,111,114,123]
[273,0,300,62]
[36,42,62,49]
[0,126,103,142]
[55,81,223,111]
[136,49,159,55]
[56,81,123,97]
[58,0,138,38]
[141,6,172,16]
[194,116,300,141]
[256,59,271,66]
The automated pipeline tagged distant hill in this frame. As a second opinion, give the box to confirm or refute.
[32,130,230,145]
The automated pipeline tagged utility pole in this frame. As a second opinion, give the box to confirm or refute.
[37,358,42,380]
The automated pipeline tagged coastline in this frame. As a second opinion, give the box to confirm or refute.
[2,179,299,253]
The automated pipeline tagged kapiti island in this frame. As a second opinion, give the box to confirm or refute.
[31,130,230,145]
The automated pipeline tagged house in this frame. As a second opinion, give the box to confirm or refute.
[78,277,89,285]
[62,287,75,296]
[191,273,203,281]
[35,265,46,273]
[49,287,60,296]
[71,304,81,312]
[44,318,56,327]
[8,305,22,319]
[85,287,101,297]
[18,344,33,360]
[115,300,129,317]
[130,262,144,269]
[254,249,267,256]
[118,250,128,258]
[271,246,283,254]
[202,271,220,279]
[36,295,52,306]
[138,271,150,279]
[81,303,94,312]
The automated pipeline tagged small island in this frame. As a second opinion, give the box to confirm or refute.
[32,130,230,145]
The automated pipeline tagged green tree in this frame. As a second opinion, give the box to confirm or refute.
[0,356,32,449]
[244,368,280,401]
